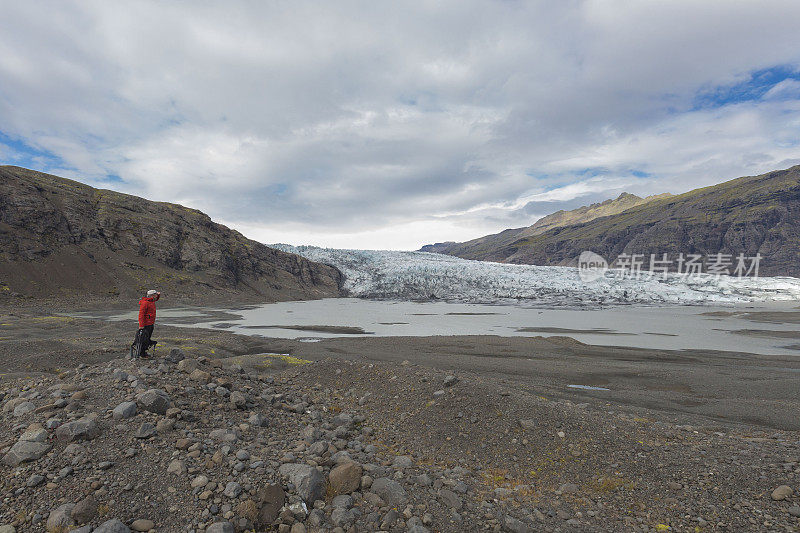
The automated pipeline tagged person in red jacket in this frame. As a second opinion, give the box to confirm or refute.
[133,290,160,358]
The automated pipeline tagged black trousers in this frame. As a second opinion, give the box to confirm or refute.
[133,325,155,357]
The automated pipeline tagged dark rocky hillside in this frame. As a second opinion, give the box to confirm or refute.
[425,165,800,277]
[421,192,670,261]
[0,166,342,303]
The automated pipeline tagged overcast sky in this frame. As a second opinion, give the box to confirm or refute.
[1,1,799,250]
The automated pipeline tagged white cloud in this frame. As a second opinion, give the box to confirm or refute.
[0,0,799,249]
[764,79,800,101]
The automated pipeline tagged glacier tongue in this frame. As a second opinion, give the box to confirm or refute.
[275,245,800,306]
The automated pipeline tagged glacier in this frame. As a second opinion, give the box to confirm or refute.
[274,245,800,306]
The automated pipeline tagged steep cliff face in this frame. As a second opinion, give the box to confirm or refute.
[424,166,800,277]
[421,192,671,261]
[0,166,342,302]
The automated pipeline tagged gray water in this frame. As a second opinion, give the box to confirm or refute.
[78,298,800,356]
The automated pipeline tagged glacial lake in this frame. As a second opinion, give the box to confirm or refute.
[77,298,800,356]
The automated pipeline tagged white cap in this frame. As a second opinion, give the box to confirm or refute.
[146,290,158,297]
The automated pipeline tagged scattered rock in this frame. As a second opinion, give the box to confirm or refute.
[503,514,533,533]
[112,401,137,419]
[27,474,45,487]
[279,463,326,503]
[209,428,239,443]
[93,519,131,533]
[55,417,100,443]
[130,519,155,531]
[256,484,285,526]
[772,485,793,501]
[230,391,247,409]
[137,389,171,415]
[443,374,459,387]
[166,348,186,363]
[71,496,98,525]
[329,461,363,495]
[46,503,75,532]
[13,401,35,417]
[439,488,463,509]
[190,475,209,489]
[3,440,51,466]
[135,422,156,439]
[223,481,243,498]
[167,459,187,475]
[177,359,199,373]
[189,369,211,382]
[206,522,235,533]
[20,427,48,442]
[371,477,408,507]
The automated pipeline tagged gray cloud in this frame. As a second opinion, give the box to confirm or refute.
[1,1,799,249]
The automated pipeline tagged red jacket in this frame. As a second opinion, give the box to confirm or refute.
[138,296,158,327]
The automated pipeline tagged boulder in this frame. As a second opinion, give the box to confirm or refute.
[189,369,211,382]
[46,503,75,532]
[371,477,408,507]
[71,496,98,524]
[279,463,325,503]
[13,401,35,417]
[248,413,268,427]
[230,391,247,409]
[137,389,171,415]
[3,397,27,413]
[112,401,137,420]
[55,418,100,442]
[135,423,156,439]
[3,441,51,466]
[206,522,234,533]
[223,481,242,498]
[130,519,155,531]
[328,461,362,495]
[772,485,794,501]
[167,459,187,475]
[93,519,131,533]
[166,348,186,363]
[256,484,285,526]
[439,488,462,509]
[20,427,48,442]
[209,428,239,443]
[177,359,199,373]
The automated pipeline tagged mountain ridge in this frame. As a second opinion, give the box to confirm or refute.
[422,165,800,277]
[0,166,343,303]
[420,191,671,260]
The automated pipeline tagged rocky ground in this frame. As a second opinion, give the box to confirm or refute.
[0,340,799,533]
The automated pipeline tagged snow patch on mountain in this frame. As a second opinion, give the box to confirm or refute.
[274,245,800,306]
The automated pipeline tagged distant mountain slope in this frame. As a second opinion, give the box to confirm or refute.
[425,165,800,277]
[421,192,671,261]
[0,166,342,302]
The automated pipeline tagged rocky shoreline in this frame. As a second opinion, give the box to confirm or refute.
[1,341,799,532]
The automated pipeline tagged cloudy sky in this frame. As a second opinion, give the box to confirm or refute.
[1,1,799,249]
